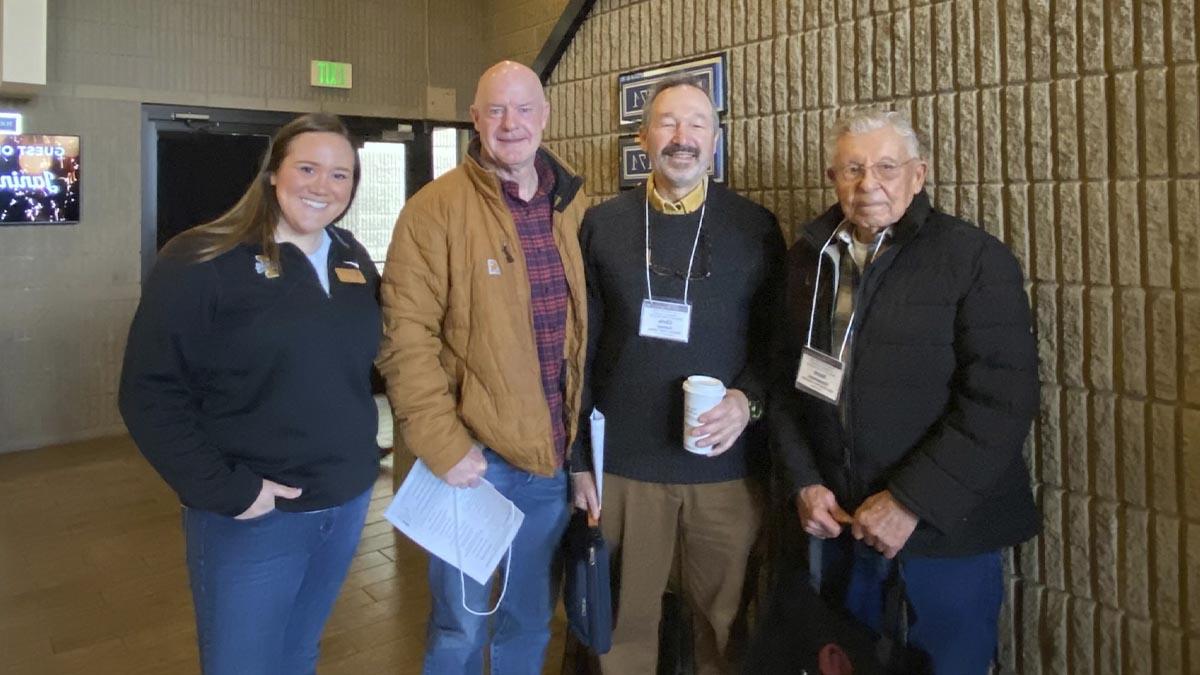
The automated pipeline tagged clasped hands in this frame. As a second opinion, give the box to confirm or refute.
[795,484,918,559]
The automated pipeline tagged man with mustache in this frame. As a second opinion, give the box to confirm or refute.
[378,61,588,674]
[571,75,784,673]
[771,110,1040,674]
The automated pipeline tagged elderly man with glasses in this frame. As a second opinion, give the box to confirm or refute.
[569,75,784,673]
[770,109,1040,674]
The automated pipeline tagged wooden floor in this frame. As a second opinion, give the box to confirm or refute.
[0,436,567,674]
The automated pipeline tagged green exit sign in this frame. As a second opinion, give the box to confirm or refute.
[310,60,352,89]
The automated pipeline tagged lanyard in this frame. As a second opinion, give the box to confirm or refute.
[644,182,708,304]
[804,221,889,361]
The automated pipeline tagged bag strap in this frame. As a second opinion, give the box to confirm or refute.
[875,560,909,667]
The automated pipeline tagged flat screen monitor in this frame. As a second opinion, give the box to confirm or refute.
[0,134,80,225]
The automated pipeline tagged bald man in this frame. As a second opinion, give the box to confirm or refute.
[378,61,589,673]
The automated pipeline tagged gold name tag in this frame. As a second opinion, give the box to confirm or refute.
[335,267,366,284]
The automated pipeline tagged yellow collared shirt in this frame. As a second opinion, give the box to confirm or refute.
[646,174,707,214]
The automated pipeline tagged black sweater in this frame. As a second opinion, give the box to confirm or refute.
[119,227,382,516]
[571,183,785,484]
[770,192,1041,556]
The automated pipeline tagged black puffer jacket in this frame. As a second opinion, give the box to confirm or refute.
[770,191,1041,557]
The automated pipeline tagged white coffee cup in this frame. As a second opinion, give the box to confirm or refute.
[683,375,726,454]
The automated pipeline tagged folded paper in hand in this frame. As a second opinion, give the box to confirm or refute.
[385,459,524,585]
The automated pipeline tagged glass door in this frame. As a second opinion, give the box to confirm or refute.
[338,141,407,270]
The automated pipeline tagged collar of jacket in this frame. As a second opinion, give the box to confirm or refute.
[463,136,585,213]
[250,225,355,259]
[325,225,351,252]
[802,189,933,250]
[632,178,730,215]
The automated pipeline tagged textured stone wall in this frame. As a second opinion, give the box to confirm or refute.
[543,1,1200,672]
[483,0,569,67]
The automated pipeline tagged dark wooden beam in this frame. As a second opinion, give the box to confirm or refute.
[532,0,597,84]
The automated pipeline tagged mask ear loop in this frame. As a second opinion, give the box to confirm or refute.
[454,488,514,616]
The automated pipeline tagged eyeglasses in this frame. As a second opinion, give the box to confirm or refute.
[650,231,712,281]
[831,158,919,183]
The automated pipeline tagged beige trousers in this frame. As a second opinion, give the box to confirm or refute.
[596,473,761,675]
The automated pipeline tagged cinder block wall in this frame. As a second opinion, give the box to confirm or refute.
[483,0,569,67]
[542,1,1200,672]
[0,0,483,453]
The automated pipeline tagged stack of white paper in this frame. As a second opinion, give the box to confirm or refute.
[590,408,605,502]
[385,459,524,584]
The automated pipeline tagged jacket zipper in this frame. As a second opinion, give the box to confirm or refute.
[811,230,860,507]
[843,248,890,508]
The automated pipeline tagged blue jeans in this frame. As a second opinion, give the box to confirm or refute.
[811,537,1004,675]
[423,450,570,675]
[183,488,372,675]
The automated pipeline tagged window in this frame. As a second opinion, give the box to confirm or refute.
[433,127,467,179]
[338,142,406,269]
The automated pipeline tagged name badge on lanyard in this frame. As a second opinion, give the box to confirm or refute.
[794,346,844,403]
[792,222,888,405]
[639,298,692,342]
[640,188,706,345]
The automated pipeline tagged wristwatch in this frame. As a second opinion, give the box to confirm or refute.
[746,393,765,422]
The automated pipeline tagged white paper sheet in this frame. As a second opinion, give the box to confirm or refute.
[590,408,605,502]
[385,459,524,585]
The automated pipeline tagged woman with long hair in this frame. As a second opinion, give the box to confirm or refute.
[119,112,382,674]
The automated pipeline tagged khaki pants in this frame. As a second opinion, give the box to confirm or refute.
[597,473,761,675]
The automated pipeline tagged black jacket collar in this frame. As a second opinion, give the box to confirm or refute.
[803,189,933,250]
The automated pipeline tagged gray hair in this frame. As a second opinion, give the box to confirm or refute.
[638,74,720,133]
[825,109,924,167]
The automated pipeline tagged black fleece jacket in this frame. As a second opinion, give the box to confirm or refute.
[119,226,381,516]
[571,182,785,484]
[770,191,1041,557]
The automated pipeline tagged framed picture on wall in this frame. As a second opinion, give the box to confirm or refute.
[618,123,726,189]
[617,53,728,127]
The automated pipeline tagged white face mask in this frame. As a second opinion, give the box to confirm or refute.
[454,489,514,616]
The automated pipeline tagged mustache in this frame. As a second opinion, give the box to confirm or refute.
[662,143,702,157]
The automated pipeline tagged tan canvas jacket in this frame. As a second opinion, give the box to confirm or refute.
[378,142,588,477]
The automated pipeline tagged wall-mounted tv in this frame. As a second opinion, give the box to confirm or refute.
[0,134,80,225]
